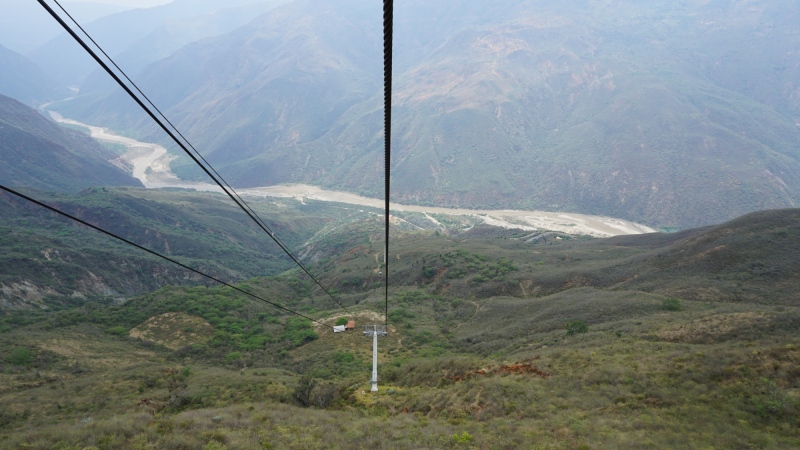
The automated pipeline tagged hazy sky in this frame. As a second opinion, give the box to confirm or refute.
[63,0,172,7]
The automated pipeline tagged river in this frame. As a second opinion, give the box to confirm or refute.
[47,111,657,237]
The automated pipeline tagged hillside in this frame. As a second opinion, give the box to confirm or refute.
[0,187,390,309]
[55,0,800,227]
[0,94,141,192]
[0,95,138,190]
[311,208,800,307]
[0,208,798,448]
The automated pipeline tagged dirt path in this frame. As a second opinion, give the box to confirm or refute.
[48,112,657,237]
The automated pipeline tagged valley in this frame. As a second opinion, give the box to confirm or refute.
[48,0,800,228]
[48,111,656,238]
[2,1,800,448]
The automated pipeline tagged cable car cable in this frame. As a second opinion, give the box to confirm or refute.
[37,0,354,318]
[382,0,393,329]
[0,184,332,329]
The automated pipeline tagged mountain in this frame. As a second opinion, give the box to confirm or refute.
[0,94,141,192]
[0,45,67,105]
[27,0,288,85]
[54,0,800,228]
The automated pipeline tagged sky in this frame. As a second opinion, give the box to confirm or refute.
[0,0,173,53]
[63,0,172,7]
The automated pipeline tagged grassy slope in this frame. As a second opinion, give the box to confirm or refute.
[1,209,799,448]
[311,208,800,306]
[0,187,381,308]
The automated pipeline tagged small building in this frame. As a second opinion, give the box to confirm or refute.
[345,320,356,330]
[333,325,346,333]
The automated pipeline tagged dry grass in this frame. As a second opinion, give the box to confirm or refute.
[1,297,799,449]
[3,210,800,448]
[657,312,771,343]
[128,312,213,350]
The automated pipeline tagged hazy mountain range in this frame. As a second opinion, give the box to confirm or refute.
[0,44,66,105]
[28,0,288,86]
[4,0,800,228]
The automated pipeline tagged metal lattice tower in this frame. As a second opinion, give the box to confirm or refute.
[364,325,387,392]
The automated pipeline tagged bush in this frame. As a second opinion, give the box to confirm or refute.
[283,317,318,346]
[7,347,33,366]
[452,431,473,444]
[335,317,349,326]
[566,320,589,336]
[106,326,128,336]
[662,298,682,311]
[224,352,242,362]
[750,377,792,418]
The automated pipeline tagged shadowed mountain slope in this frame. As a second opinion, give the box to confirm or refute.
[0,94,141,192]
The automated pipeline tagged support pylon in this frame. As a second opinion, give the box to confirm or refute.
[364,324,387,392]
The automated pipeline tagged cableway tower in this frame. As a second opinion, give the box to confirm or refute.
[364,324,387,392]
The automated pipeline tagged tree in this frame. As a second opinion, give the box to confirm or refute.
[292,375,316,407]
[565,320,588,336]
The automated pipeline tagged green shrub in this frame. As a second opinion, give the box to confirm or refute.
[566,320,589,336]
[412,330,436,345]
[750,377,792,418]
[7,347,33,366]
[283,317,318,346]
[662,298,682,311]
[224,352,242,362]
[106,326,128,336]
[335,317,349,326]
[389,308,415,324]
[333,351,355,364]
[452,431,473,444]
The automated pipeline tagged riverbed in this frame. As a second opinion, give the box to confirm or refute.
[47,111,657,237]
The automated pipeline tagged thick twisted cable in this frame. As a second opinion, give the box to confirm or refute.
[383,0,393,328]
